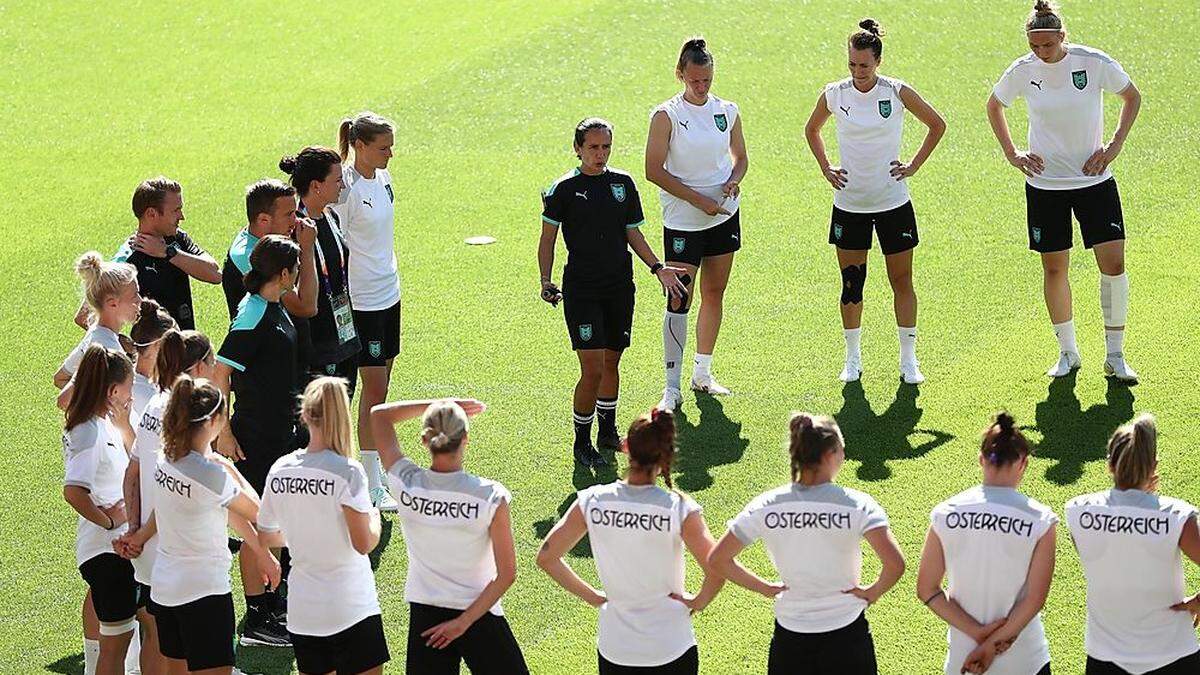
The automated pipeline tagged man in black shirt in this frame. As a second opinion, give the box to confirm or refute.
[537,118,685,468]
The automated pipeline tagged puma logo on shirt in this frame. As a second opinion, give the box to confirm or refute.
[575,191,588,200]
[362,198,373,208]
[840,106,851,116]
[1031,80,1043,90]
[1077,512,1170,535]
[901,231,914,239]
[678,120,689,130]
[1111,222,1123,231]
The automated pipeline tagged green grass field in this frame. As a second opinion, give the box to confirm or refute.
[3,1,1199,672]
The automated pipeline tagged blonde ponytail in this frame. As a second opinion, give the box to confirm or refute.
[300,377,353,457]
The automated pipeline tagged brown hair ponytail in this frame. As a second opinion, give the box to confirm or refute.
[1108,413,1158,491]
[130,299,176,353]
[66,346,134,430]
[161,375,225,462]
[626,409,678,488]
[787,412,844,481]
[154,330,212,390]
[849,18,885,60]
[981,412,1032,466]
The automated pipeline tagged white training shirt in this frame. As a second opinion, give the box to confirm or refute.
[130,390,167,584]
[387,457,511,614]
[150,450,239,607]
[61,325,123,377]
[1066,489,1200,674]
[334,165,400,311]
[728,482,889,633]
[931,486,1058,675]
[258,449,381,637]
[130,372,157,428]
[652,93,741,232]
[63,416,129,566]
[579,481,701,667]
[825,76,912,213]
[993,45,1131,190]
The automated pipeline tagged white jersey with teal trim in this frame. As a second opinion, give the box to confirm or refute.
[728,482,888,633]
[130,390,167,584]
[1067,489,1200,673]
[993,45,1131,190]
[258,449,380,637]
[63,416,129,566]
[579,481,701,667]
[931,486,1057,675]
[386,457,511,614]
[652,93,740,232]
[334,165,400,311]
[825,75,911,213]
[61,325,123,378]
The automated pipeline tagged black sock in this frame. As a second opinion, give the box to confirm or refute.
[573,409,594,447]
[246,593,269,615]
[596,397,618,434]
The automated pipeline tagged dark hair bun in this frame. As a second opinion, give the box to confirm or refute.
[686,37,707,51]
[858,18,884,36]
[1034,0,1055,16]
[139,298,161,315]
[994,411,1016,434]
[279,155,298,174]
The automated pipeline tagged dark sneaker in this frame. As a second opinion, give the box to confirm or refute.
[583,444,608,467]
[240,610,291,648]
[596,428,622,449]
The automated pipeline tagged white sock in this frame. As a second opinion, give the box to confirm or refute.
[844,328,862,362]
[1053,320,1078,354]
[663,311,688,391]
[84,638,100,675]
[125,627,141,673]
[693,353,713,380]
[898,327,917,365]
[1105,329,1124,356]
[360,450,383,492]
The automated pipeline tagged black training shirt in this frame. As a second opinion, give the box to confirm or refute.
[541,167,644,294]
[114,228,204,329]
[216,293,299,446]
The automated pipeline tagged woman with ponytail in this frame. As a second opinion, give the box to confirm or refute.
[334,111,401,512]
[370,397,528,674]
[537,409,723,674]
[917,413,1057,675]
[1066,414,1200,674]
[56,251,141,390]
[804,18,946,384]
[123,374,279,674]
[128,299,176,422]
[709,412,904,674]
[257,377,387,674]
[61,345,143,674]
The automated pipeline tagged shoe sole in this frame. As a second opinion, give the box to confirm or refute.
[1104,364,1138,383]
[376,503,399,513]
[690,383,731,395]
[238,636,292,648]
[839,371,862,383]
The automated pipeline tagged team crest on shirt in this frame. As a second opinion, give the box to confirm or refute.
[325,364,337,375]
[672,237,686,254]
[713,113,728,132]
[579,324,593,341]
[878,100,892,118]
[1072,70,1088,90]
[1032,227,1042,244]
[610,183,626,202]
[368,340,382,358]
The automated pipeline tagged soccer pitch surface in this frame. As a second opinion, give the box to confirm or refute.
[4,1,1199,673]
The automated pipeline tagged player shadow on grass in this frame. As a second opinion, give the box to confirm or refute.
[834,381,954,481]
[45,652,83,675]
[369,516,395,571]
[532,460,619,558]
[673,393,749,492]
[1025,371,1135,485]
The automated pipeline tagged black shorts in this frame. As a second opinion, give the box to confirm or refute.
[407,602,529,675]
[598,646,699,674]
[767,613,877,675]
[829,201,918,255]
[664,211,742,267]
[1026,177,1125,252]
[353,300,401,367]
[291,613,390,675]
[151,593,236,671]
[563,285,634,351]
[233,433,295,496]
[309,352,360,401]
[79,553,138,624]
[136,582,152,610]
[1086,651,1200,675]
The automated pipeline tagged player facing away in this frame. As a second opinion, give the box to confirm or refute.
[917,413,1057,675]
[804,19,946,384]
[709,413,905,675]
[538,118,686,468]
[986,1,1142,382]
[646,37,749,410]
[1066,414,1200,674]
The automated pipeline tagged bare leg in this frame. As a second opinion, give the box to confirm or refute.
[695,253,734,354]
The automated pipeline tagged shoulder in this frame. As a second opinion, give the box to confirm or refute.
[1067,44,1119,65]
[1157,495,1198,517]
[1001,53,1038,77]
[465,472,511,503]
[543,168,581,197]
[745,484,791,510]
[651,94,681,118]
[181,453,234,495]
[878,75,906,94]
[826,78,853,93]
[1020,493,1058,521]
[842,485,885,511]
[230,294,268,331]
[605,167,634,181]
[65,418,102,453]
[377,168,393,186]
[711,93,739,114]
[1066,491,1106,510]
[934,487,978,513]
[113,238,134,263]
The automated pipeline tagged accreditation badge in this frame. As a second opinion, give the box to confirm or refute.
[332,292,357,344]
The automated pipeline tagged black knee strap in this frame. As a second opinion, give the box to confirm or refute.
[668,273,693,314]
[841,263,866,305]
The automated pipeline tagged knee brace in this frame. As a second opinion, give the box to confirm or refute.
[99,617,137,636]
[841,264,867,305]
[1100,272,1129,326]
[667,273,693,314]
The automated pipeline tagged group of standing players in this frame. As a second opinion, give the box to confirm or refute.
[52,2,1194,675]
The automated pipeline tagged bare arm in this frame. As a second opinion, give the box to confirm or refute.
[893,85,947,179]
[916,528,1005,642]
[212,362,244,462]
[708,531,786,598]
[171,249,222,284]
[537,222,558,285]
[281,220,318,319]
[725,114,748,189]
[228,492,281,590]
[1083,82,1142,176]
[54,369,72,391]
[987,94,1044,177]
[645,111,713,209]
[369,398,485,472]
[850,526,906,604]
[64,486,125,530]
[344,505,382,555]
[74,302,90,330]
[1170,517,1200,624]
[122,461,141,534]
[536,500,606,607]
[803,93,846,190]
[674,510,725,612]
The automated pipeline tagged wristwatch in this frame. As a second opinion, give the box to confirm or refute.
[649,262,664,275]
[164,242,180,260]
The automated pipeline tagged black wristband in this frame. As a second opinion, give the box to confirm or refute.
[922,589,944,606]
[649,262,664,275]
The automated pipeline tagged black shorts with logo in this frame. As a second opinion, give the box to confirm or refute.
[291,613,390,675]
[307,352,360,401]
[352,300,401,367]
[829,201,918,255]
[1026,177,1125,252]
[563,284,635,351]
[79,553,138,624]
[151,593,236,671]
[664,211,742,267]
[767,612,877,675]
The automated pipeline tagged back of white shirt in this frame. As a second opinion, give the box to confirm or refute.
[130,373,157,428]
[63,417,129,566]
[728,482,888,632]
[387,458,509,614]
[580,482,700,667]
[258,449,380,636]
[825,76,912,213]
[652,93,740,232]
[61,326,123,377]
[130,391,168,583]
[334,166,400,311]
[993,45,1131,190]
[1067,489,1200,673]
[150,451,238,606]
[931,486,1057,675]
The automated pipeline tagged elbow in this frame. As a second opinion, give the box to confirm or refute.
[705,551,729,579]
[535,545,556,572]
[497,566,517,590]
[203,266,222,284]
[352,537,375,556]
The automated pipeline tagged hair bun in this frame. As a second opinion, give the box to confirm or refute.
[687,37,707,51]
[995,412,1016,434]
[139,298,161,314]
[75,250,103,277]
[859,18,884,36]
[279,155,298,174]
[1034,0,1055,16]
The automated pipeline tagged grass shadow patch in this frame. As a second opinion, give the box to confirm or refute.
[532,460,618,558]
[835,381,954,481]
[45,653,82,675]
[1027,372,1135,485]
[674,393,749,492]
